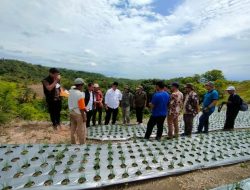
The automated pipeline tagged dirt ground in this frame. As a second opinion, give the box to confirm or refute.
[1,121,250,190]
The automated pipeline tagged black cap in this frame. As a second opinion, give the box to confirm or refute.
[49,68,60,74]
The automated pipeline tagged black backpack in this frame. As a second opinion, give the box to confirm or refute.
[240,98,248,111]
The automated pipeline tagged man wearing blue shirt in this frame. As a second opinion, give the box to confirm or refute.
[145,81,170,141]
[197,81,219,133]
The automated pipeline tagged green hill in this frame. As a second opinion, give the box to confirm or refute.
[0,58,249,124]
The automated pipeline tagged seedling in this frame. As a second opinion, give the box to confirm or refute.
[178,159,184,167]
[63,165,71,174]
[55,151,65,161]
[135,167,142,176]
[108,169,115,180]
[157,162,164,171]
[61,175,70,185]
[44,176,53,186]
[21,159,31,169]
[48,164,57,176]
[152,155,158,164]
[13,166,24,178]
[67,157,74,165]
[78,174,86,184]
[78,163,85,172]
[142,157,148,165]
[122,167,129,178]
[168,160,175,169]
[94,170,101,181]
[146,163,152,170]
[32,168,42,177]
[40,157,48,168]
[2,161,12,171]
[24,178,35,188]
[21,146,29,155]
[1,182,12,190]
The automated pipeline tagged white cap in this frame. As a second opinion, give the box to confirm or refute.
[226,86,236,91]
[93,83,99,88]
[74,78,85,85]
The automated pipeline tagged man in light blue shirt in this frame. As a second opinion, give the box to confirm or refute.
[197,81,219,133]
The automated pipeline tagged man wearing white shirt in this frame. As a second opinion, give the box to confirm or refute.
[85,83,95,127]
[105,82,122,125]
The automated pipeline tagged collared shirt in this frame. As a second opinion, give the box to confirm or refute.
[121,92,133,108]
[184,90,199,115]
[203,89,219,113]
[151,91,170,117]
[68,89,85,114]
[94,90,103,108]
[134,91,147,107]
[105,88,122,109]
[169,90,184,116]
[86,91,94,111]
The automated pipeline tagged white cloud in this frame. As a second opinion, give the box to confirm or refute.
[0,0,250,80]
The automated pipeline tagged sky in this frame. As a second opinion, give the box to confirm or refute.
[0,0,250,80]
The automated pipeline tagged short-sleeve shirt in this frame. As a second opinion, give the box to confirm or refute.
[68,89,85,114]
[105,88,122,109]
[203,89,219,113]
[151,91,170,117]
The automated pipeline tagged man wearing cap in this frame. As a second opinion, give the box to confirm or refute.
[85,82,95,128]
[183,83,199,136]
[104,82,122,125]
[121,85,134,125]
[92,83,103,126]
[167,82,184,138]
[42,68,62,130]
[68,78,87,144]
[134,85,147,125]
[221,86,242,130]
[197,81,219,133]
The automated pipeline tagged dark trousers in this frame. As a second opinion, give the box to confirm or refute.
[183,114,194,136]
[197,112,212,133]
[105,107,118,125]
[145,115,166,139]
[47,100,62,126]
[86,110,93,128]
[136,107,144,123]
[92,107,103,125]
[224,110,239,130]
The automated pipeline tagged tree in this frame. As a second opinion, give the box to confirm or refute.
[202,70,225,82]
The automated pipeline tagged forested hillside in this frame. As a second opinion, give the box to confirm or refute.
[0,58,249,124]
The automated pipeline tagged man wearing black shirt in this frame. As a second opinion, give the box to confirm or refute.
[222,86,241,130]
[42,68,62,130]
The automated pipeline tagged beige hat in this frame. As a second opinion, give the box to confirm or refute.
[74,78,85,85]
[138,85,143,89]
[93,83,99,88]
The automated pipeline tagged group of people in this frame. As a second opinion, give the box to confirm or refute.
[42,68,243,144]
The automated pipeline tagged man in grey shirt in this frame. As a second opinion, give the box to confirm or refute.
[121,85,134,125]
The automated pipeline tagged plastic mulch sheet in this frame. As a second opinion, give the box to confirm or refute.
[211,178,250,190]
[87,111,250,141]
[1,130,250,190]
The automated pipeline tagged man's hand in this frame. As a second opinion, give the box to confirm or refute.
[203,107,209,113]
